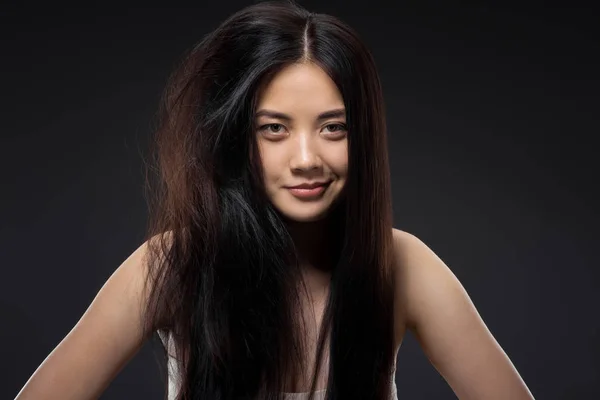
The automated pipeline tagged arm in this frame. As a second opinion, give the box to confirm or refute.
[15,239,157,400]
[393,229,534,400]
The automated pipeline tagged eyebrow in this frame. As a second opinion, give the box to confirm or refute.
[254,108,346,122]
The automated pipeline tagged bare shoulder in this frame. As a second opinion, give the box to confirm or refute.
[15,234,168,399]
[391,227,458,330]
[390,228,433,345]
[390,228,534,399]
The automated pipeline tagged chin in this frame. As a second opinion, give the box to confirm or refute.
[281,211,328,223]
[272,202,333,223]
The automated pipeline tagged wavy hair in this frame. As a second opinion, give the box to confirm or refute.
[141,1,396,399]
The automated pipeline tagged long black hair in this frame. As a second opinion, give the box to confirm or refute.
[141,1,396,399]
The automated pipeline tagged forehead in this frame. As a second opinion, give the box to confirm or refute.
[256,62,344,111]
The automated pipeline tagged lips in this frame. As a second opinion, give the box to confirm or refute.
[287,181,331,189]
[286,181,331,199]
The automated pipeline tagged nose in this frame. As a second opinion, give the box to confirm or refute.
[288,132,322,172]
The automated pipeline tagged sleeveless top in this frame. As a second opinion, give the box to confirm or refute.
[159,332,399,400]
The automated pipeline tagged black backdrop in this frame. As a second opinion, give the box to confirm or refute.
[2,2,598,399]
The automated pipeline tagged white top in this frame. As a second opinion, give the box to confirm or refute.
[159,332,399,400]
[282,381,398,400]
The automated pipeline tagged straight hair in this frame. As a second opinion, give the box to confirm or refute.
[141,1,396,399]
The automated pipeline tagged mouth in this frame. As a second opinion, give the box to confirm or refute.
[286,181,331,199]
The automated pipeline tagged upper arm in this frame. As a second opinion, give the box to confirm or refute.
[15,239,158,400]
[392,229,534,400]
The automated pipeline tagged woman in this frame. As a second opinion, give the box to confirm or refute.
[15,1,534,399]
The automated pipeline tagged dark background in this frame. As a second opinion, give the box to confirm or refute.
[2,1,598,398]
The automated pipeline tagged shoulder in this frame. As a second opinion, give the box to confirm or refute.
[14,235,168,399]
[389,231,535,398]
[391,228,464,330]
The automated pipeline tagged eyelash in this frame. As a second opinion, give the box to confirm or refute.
[258,123,347,136]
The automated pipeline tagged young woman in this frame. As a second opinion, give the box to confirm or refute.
[15,1,534,399]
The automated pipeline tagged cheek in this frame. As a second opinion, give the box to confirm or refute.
[257,146,280,182]
[329,146,349,176]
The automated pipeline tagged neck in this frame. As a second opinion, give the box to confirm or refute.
[285,218,336,299]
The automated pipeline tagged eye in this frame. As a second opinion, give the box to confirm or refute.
[323,123,347,136]
[258,123,286,135]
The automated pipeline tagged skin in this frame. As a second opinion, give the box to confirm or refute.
[255,62,348,225]
[392,229,535,399]
[15,61,534,399]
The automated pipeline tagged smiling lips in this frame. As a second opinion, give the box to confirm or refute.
[286,181,331,199]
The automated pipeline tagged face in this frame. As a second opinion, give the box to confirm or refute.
[254,62,348,223]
